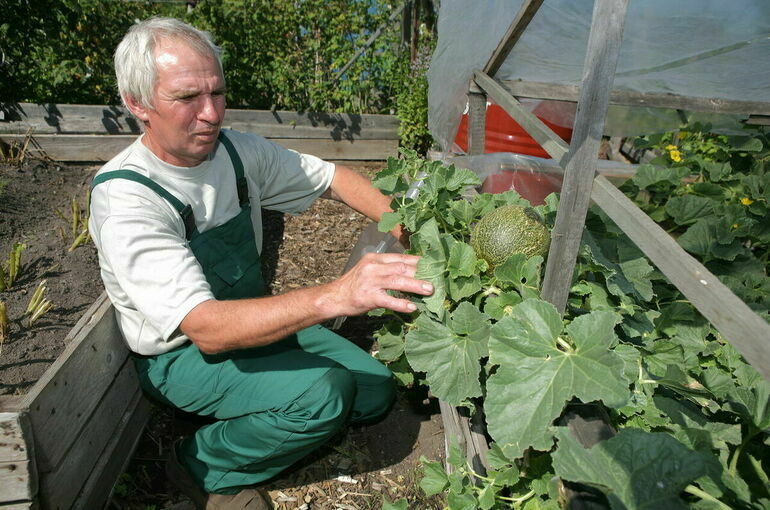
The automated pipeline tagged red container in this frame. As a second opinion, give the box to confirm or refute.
[455,104,572,205]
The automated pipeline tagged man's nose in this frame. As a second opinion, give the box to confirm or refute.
[198,95,223,124]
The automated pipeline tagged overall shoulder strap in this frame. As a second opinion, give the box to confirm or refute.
[91,169,198,240]
[217,131,249,208]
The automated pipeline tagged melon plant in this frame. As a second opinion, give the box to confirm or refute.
[371,139,770,510]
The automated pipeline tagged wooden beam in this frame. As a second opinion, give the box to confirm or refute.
[483,0,545,77]
[541,0,630,314]
[70,392,150,509]
[0,103,399,140]
[499,80,770,116]
[591,175,770,381]
[467,82,487,155]
[20,295,129,472]
[38,360,146,509]
[0,412,36,505]
[0,134,398,162]
[473,71,569,165]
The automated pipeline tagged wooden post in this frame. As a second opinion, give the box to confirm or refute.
[541,0,630,313]
[467,81,487,155]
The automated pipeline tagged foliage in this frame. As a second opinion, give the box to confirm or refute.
[623,124,770,316]
[55,190,91,251]
[395,29,435,154]
[372,137,770,509]
[25,279,53,327]
[0,0,183,105]
[0,242,26,292]
[0,301,7,355]
[0,0,414,115]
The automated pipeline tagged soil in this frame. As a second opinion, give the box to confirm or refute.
[0,157,445,509]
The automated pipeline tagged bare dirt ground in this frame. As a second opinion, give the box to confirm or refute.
[0,157,445,509]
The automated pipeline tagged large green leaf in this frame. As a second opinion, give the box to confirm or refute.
[665,195,715,226]
[405,303,490,405]
[413,218,448,318]
[485,300,629,460]
[552,427,709,510]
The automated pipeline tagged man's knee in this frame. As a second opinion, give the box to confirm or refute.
[354,368,396,424]
[293,364,356,433]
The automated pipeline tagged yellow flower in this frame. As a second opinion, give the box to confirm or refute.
[665,144,677,151]
[741,197,754,206]
[669,150,682,162]
[732,223,740,229]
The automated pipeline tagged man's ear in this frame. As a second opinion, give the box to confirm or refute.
[124,95,150,122]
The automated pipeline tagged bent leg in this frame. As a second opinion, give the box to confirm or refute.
[295,325,395,424]
[134,340,355,493]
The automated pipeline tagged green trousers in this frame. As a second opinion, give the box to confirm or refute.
[134,324,395,494]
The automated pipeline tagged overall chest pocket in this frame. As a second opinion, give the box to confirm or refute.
[191,210,266,300]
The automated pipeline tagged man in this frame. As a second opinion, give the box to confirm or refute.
[89,17,432,510]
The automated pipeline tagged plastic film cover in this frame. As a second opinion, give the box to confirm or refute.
[428,0,770,152]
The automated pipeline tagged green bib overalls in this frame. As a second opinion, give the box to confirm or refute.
[91,133,394,494]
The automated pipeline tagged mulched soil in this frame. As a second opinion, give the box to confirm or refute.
[0,156,445,509]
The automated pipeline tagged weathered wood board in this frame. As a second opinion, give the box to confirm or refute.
[0,103,400,162]
[0,293,149,509]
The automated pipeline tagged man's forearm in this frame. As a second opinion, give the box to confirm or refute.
[180,252,431,354]
[179,283,338,354]
[323,164,405,241]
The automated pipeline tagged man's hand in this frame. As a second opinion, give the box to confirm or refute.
[322,252,432,316]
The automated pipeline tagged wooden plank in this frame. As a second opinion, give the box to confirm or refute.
[746,115,770,126]
[0,413,32,464]
[38,359,144,509]
[499,79,770,116]
[541,0,630,314]
[72,392,150,510]
[0,461,35,504]
[0,503,39,510]
[467,84,487,156]
[591,175,770,381]
[0,412,36,505]
[473,71,570,165]
[438,401,489,478]
[438,400,464,475]
[271,138,398,161]
[0,134,136,162]
[0,134,398,162]
[483,0,545,77]
[0,104,141,135]
[0,103,399,139]
[21,294,130,472]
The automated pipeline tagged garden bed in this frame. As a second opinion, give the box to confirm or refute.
[0,157,445,509]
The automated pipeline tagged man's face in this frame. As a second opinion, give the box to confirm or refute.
[133,39,226,167]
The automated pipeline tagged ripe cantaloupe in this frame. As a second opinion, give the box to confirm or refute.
[471,204,550,267]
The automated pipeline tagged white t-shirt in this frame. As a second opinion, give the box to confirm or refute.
[88,129,335,355]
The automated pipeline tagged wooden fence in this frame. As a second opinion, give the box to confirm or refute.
[0,293,149,509]
[0,103,400,162]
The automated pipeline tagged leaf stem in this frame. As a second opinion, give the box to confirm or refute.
[728,426,759,476]
[497,489,535,505]
[748,454,770,498]
[556,336,573,352]
[683,484,730,510]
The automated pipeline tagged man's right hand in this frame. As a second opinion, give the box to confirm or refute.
[320,252,433,317]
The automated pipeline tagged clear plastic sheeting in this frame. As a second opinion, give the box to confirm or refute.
[443,152,637,205]
[428,0,770,153]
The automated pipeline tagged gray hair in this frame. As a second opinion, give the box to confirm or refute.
[114,17,222,109]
